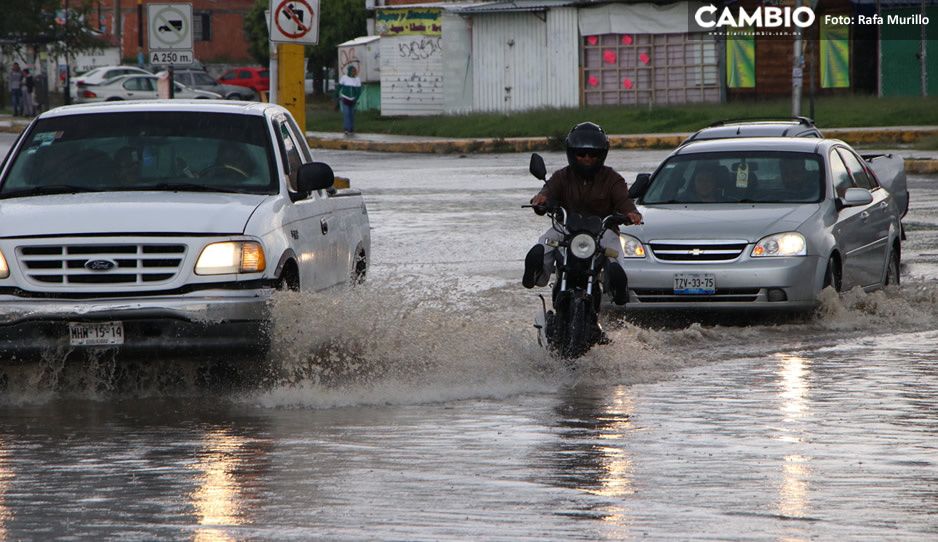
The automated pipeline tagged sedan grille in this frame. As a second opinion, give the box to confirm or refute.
[650,242,748,262]
[632,288,761,303]
[17,244,187,286]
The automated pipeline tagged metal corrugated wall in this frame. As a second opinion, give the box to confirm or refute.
[380,34,445,116]
[472,8,578,112]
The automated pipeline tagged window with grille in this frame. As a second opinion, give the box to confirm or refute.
[193,12,211,41]
[582,33,720,106]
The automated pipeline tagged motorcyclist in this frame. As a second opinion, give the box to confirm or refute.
[522,122,642,305]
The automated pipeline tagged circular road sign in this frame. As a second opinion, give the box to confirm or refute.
[274,0,314,40]
[150,6,190,48]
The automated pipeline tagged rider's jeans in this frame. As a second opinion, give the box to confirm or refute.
[534,227,625,287]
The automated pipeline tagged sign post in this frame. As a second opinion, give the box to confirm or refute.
[268,0,320,128]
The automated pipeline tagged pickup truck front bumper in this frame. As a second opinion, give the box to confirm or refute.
[0,289,274,361]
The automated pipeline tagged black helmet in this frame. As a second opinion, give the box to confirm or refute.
[565,122,609,178]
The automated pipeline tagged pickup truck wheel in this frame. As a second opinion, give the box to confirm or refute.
[277,265,300,291]
[352,248,367,285]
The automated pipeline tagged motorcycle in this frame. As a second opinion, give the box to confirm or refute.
[524,153,633,359]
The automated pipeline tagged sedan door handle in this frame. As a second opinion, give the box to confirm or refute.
[320,218,329,235]
[860,211,871,220]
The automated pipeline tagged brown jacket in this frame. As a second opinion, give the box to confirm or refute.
[538,165,638,218]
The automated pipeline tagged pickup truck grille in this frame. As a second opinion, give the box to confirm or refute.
[16,244,187,285]
[649,242,748,262]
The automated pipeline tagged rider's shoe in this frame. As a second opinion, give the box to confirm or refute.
[523,244,545,288]
[607,261,628,305]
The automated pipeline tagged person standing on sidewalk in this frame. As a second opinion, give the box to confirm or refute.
[7,62,23,116]
[22,69,35,117]
[337,66,362,135]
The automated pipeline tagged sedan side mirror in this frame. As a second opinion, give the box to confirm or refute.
[629,173,651,199]
[839,187,873,208]
[529,153,547,181]
[297,162,334,192]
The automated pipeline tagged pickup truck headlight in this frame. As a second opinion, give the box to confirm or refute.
[618,233,647,258]
[0,250,8,278]
[195,241,266,275]
[752,232,807,257]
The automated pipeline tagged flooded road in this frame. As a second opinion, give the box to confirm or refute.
[1,135,938,539]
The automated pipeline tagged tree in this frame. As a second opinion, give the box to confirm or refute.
[0,0,106,106]
[244,0,367,96]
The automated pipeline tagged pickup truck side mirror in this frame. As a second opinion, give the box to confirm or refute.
[838,187,873,209]
[629,173,651,199]
[529,153,547,181]
[297,162,335,192]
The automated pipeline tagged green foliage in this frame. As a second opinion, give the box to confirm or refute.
[244,0,365,73]
[243,0,269,66]
[305,96,938,136]
[0,0,106,57]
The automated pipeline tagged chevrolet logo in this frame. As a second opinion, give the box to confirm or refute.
[689,248,703,256]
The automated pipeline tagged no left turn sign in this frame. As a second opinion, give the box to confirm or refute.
[269,0,320,45]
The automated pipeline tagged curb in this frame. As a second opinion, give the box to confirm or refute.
[4,120,937,175]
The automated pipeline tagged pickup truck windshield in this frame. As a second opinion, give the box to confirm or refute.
[642,151,824,204]
[0,112,278,197]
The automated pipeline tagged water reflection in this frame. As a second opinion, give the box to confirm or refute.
[545,387,636,529]
[0,442,10,540]
[189,428,266,542]
[776,355,811,518]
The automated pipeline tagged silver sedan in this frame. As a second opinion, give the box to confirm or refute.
[74,74,222,103]
[620,137,904,312]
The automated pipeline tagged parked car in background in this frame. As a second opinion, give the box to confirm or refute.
[219,67,270,94]
[0,100,371,358]
[682,117,823,145]
[173,68,258,101]
[70,65,153,97]
[621,137,905,312]
[75,74,222,103]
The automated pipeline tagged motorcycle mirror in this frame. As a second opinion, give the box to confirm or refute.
[628,173,651,199]
[529,153,547,181]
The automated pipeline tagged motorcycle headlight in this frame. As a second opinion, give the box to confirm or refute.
[569,233,597,260]
[618,233,647,258]
[195,241,267,275]
[752,232,807,257]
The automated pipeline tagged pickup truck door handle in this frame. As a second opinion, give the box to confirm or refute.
[320,218,329,235]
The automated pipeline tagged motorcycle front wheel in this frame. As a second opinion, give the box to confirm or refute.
[559,294,595,359]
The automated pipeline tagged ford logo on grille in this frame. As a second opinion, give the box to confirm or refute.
[85,259,118,272]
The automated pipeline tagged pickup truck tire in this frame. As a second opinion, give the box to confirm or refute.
[352,247,367,285]
[277,262,300,291]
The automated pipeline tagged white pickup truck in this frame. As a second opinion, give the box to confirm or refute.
[0,101,370,359]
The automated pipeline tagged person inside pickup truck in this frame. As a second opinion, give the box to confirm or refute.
[204,142,254,182]
[114,147,141,185]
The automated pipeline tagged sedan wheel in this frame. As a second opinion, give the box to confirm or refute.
[884,250,901,287]
[823,258,841,292]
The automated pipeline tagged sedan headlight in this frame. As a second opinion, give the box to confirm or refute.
[752,232,807,257]
[618,233,647,258]
[569,234,597,259]
[0,250,8,278]
[195,241,266,275]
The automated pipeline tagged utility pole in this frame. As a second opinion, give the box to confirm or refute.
[791,0,804,116]
[922,0,928,97]
[115,0,123,61]
[63,0,71,105]
[137,0,144,66]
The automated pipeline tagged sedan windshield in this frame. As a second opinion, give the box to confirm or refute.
[642,151,824,204]
[1,111,278,197]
